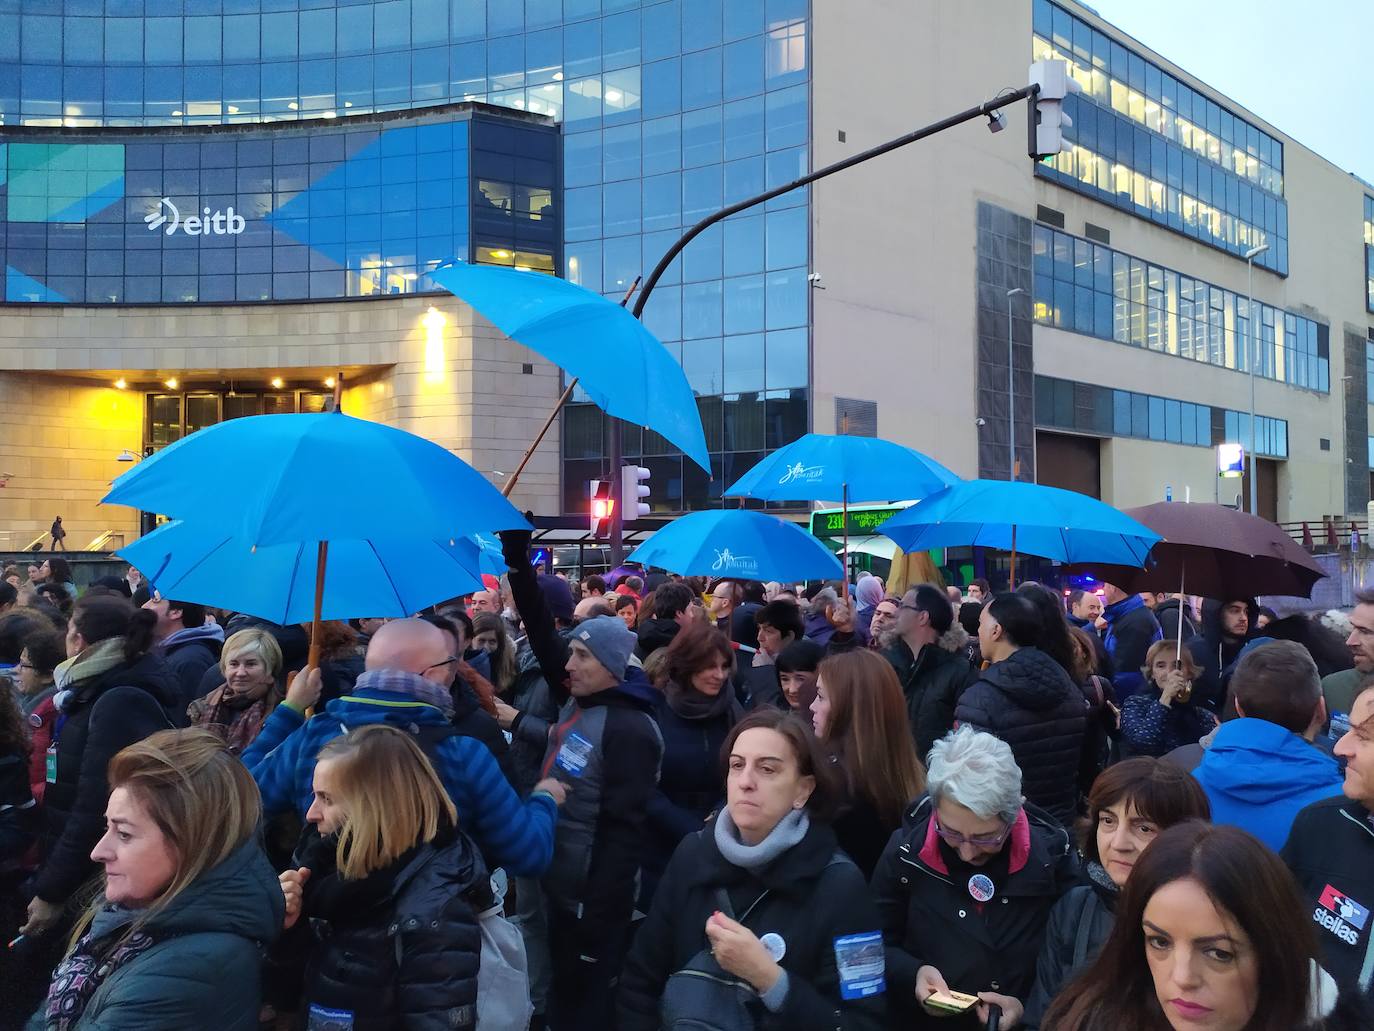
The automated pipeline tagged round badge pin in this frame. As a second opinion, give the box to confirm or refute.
[28,712,43,729]
[760,932,787,962]
[967,873,995,903]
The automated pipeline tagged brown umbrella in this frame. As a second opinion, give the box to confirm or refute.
[1073,502,1326,600]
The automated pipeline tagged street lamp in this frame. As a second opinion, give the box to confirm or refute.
[1244,243,1268,516]
[1007,287,1026,481]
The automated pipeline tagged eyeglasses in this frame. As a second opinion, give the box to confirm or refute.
[15,662,34,671]
[933,813,1012,850]
[421,656,459,677]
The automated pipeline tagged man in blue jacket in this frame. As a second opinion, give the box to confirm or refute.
[1191,640,1344,851]
[1099,581,1162,698]
[242,618,565,877]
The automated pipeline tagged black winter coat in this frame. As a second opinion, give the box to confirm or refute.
[1282,795,1374,999]
[954,648,1088,825]
[619,816,888,1031]
[299,823,489,1031]
[449,678,517,787]
[1022,875,1117,1028]
[883,637,975,761]
[33,652,183,903]
[163,635,221,708]
[1186,597,1258,714]
[642,689,739,901]
[871,795,1079,1028]
[1154,598,1197,644]
[635,615,681,659]
[505,642,560,795]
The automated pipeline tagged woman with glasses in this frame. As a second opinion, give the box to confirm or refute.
[872,725,1079,1029]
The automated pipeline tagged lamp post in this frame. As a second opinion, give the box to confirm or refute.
[1244,243,1269,516]
[1007,287,1026,481]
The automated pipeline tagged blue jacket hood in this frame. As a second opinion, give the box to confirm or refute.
[612,665,659,707]
[162,622,226,650]
[1195,718,1342,806]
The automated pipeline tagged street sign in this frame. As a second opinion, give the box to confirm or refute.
[1217,443,1245,479]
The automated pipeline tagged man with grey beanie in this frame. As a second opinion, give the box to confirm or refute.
[539,613,664,1030]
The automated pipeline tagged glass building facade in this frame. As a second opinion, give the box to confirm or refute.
[1365,193,1373,313]
[1032,0,1288,275]
[1033,223,1329,392]
[1035,374,1289,459]
[0,107,558,303]
[0,0,816,514]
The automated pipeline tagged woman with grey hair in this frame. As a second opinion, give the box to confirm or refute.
[871,725,1079,1029]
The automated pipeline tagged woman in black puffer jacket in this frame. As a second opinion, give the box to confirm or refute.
[282,724,489,1031]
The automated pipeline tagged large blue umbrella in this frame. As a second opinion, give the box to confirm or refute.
[429,263,710,472]
[877,479,1161,586]
[724,433,961,581]
[119,520,489,624]
[724,433,960,504]
[626,510,842,583]
[103,410,528,547]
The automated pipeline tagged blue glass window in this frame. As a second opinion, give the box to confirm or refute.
[682,49,723,111]
[723,35,764,102]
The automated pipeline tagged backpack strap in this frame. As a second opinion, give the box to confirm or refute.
[1071,891,1097,969]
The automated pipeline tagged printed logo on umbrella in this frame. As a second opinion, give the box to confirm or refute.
[712,548,759,574]
[778,462,824,485]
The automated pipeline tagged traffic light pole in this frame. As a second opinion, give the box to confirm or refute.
[608,81,1045,565]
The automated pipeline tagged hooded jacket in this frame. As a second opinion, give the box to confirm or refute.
[298,823,488,1031]
[871,795,1079,1027]
[635,615,681,659]
[954,648,1089,825]
[158,621,225,709]
[1187,597,1259,712]
[34,650,183,903]
[1191,717,1344,851]
[1100,594,1162,698]
[1282,795,1374,999]
[240,676,558,877]
[618,816,887,1031]
[44,837,283,1030]
[1154,597,1198,644]
[883,634,976,761]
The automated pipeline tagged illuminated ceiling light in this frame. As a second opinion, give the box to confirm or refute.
[553,71,564,81]
[322,110,337,118]
[288,101,299,110]
[324,376,336,389]
[422,307,447,384]
[544,84,557,92]
[270,377,284,389]
[490,249,511,259]
[113,378,127,390]
[344,101,353,108]
[604,89,622,104]
[403,272,418,280]
[171,110,183,117]
[227,105,240,113]
[164,377,178,389]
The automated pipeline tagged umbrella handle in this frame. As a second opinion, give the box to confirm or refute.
[307,541,328,670]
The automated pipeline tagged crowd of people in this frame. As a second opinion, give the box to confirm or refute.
[3,544,1374,1030]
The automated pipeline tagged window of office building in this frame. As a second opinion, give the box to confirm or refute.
[1032,0,1287,274]
[1032,223,1328,392]
[0,108,557,303]
[1035,374,1287,458]
[1365,195,1374,313]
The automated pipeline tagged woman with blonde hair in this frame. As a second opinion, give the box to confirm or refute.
[187,627,283,754]
[1119,639,1219,758]
[810,648,927,877]
[282,724,496,1030]
[40,728,282,1029]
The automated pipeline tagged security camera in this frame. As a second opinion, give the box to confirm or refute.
[986,111,1007,134]
[975,417,987,427]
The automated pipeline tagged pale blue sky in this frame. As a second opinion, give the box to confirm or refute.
[1083,0,1374,185]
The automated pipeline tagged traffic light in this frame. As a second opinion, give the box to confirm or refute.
[589,479,614,538]
[621,464,651,520]
[1028,59,1081,160]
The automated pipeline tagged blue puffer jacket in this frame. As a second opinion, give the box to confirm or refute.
[1191,717,1345,850]
[241,675,558,877]
[30,837,282,1030]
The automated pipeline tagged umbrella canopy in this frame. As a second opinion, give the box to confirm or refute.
[626,510,843,583]
[878,480,1160,567]
[1078,502,1326,599]
[430,263,709,471]
[724,433,960,503]
[103,411,529,547]
[119,520,488,624]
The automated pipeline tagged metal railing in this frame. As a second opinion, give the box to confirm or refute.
[1279,518,1367,553]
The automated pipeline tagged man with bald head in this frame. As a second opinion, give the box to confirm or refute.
[241,618,565,877]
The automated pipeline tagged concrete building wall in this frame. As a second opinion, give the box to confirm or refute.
[0,294,564,544]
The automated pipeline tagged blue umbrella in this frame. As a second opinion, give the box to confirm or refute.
[103,411,529,547]
[469,531,507,578]
[877,480,1161,586]
[627,510,843,583]
[429,263,710,472]
[725,433,961,582]
[119,520,489,624]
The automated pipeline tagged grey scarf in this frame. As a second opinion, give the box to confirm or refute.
[352,668,454,719]
[713,807,810,871]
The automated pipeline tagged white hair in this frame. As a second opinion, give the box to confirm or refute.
[925,725,1023,824]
